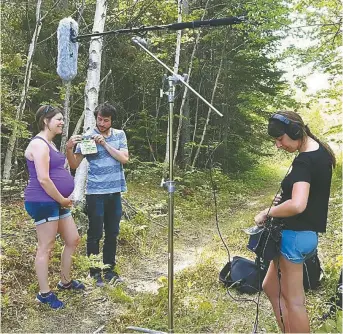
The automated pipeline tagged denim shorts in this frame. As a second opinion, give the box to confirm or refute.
[25,201,71,225]
[280,230,318,264]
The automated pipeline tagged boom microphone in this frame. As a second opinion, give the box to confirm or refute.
[57,17,79,81]
[167,17,243,30]
[75,16,245,41]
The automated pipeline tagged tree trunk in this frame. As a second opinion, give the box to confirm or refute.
[221,103,229,173]
[180,92,191,168]
[73,0,108,202]
[163,0,183,169]
[189,79,203,165]
[173,0,209,165]
[2,0,43,181]
[192,47,226,168]
[60,82,72,154]
[154,76,167,161]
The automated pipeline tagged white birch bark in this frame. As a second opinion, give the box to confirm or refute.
[163,0,183,166]
[173,0,210,164]
[72,0,108,202]
[2,0,43,181]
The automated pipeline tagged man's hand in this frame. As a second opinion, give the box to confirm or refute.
[66,135,82,149]
[93,134,106,146]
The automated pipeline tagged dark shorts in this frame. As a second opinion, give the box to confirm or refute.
[25,201,71,226]
[280,230,318,264]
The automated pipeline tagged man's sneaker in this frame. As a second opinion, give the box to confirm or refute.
[103,271,123,284]
[36,292,64,309]
[57,280,85,291]
[89,272,105,287]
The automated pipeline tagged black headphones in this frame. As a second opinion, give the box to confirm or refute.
[270,114,303,140]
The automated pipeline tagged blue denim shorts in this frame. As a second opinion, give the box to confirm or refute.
[25,201,71,225]
[280,230,318,264]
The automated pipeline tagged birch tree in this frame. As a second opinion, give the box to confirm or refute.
[72,0,108,202]
[2,0,64,180]
[191,40,227,168]
[173,0,209,165]
[3,0,42,180]
[163,0,183,167]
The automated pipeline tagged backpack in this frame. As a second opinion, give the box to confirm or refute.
[303,251,322,291]
[219,256,268,294]
[219,252,322,294]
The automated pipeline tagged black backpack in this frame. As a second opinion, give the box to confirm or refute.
[303,251,322,291]
[219,256,268,294]
[220,252,322,294]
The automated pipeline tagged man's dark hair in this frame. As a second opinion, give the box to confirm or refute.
[94,102,116,120]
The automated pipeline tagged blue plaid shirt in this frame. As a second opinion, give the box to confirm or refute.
[75,128,128,194]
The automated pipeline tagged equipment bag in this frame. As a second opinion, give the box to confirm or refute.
[246,218,283,262]
[220,252,322,294]
[303,251,322,291]
[219,256,268,294]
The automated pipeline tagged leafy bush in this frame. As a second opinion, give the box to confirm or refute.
[316,311,342,333]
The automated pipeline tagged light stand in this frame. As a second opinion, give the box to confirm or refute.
[60,13,244,333]
[126,38,223,334]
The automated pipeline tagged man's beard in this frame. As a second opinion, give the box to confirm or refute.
[97,124,111,134]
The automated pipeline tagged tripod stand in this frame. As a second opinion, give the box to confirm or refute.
[126,38,223,334]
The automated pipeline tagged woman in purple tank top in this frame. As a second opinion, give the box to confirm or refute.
[24,105,84,309]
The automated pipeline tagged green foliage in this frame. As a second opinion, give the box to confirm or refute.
[293,0,342,75]
[125,158,164,183]
[1,0,305,176]
[316,311,342,333]
[118,216,149,255]
[107,286,133,304]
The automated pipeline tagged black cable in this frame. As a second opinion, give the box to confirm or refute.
[208,153,230,261]
[207,145,262,333]
[208,144,298,333]
[252,257,262,333]
[265,159,296,334]
[277,257,286,333]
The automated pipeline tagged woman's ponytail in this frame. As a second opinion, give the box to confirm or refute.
[305,125,336,168]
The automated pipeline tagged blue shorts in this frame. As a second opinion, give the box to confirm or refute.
[280,230,318,264]
[25,201,71,226]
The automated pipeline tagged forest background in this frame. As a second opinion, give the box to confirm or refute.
[1,0,342,333]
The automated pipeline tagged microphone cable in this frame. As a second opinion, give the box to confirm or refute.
[207,144,296,333]
[206,144,264,333]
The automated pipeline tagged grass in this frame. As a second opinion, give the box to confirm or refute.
[1,153,342,333]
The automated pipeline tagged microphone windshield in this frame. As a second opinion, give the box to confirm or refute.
[57,17,79,81]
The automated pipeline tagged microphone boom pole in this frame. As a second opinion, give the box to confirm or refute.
[132,38,223,117]
[73,16,245,41]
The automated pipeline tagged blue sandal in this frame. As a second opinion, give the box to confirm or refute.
[57,280,85,290]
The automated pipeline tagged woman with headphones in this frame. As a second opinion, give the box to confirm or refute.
[254,110,336,333]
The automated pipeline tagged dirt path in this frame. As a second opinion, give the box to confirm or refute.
[1,185,272,333]
[124,246,205,294]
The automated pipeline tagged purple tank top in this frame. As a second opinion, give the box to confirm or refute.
[24,136,75,202]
